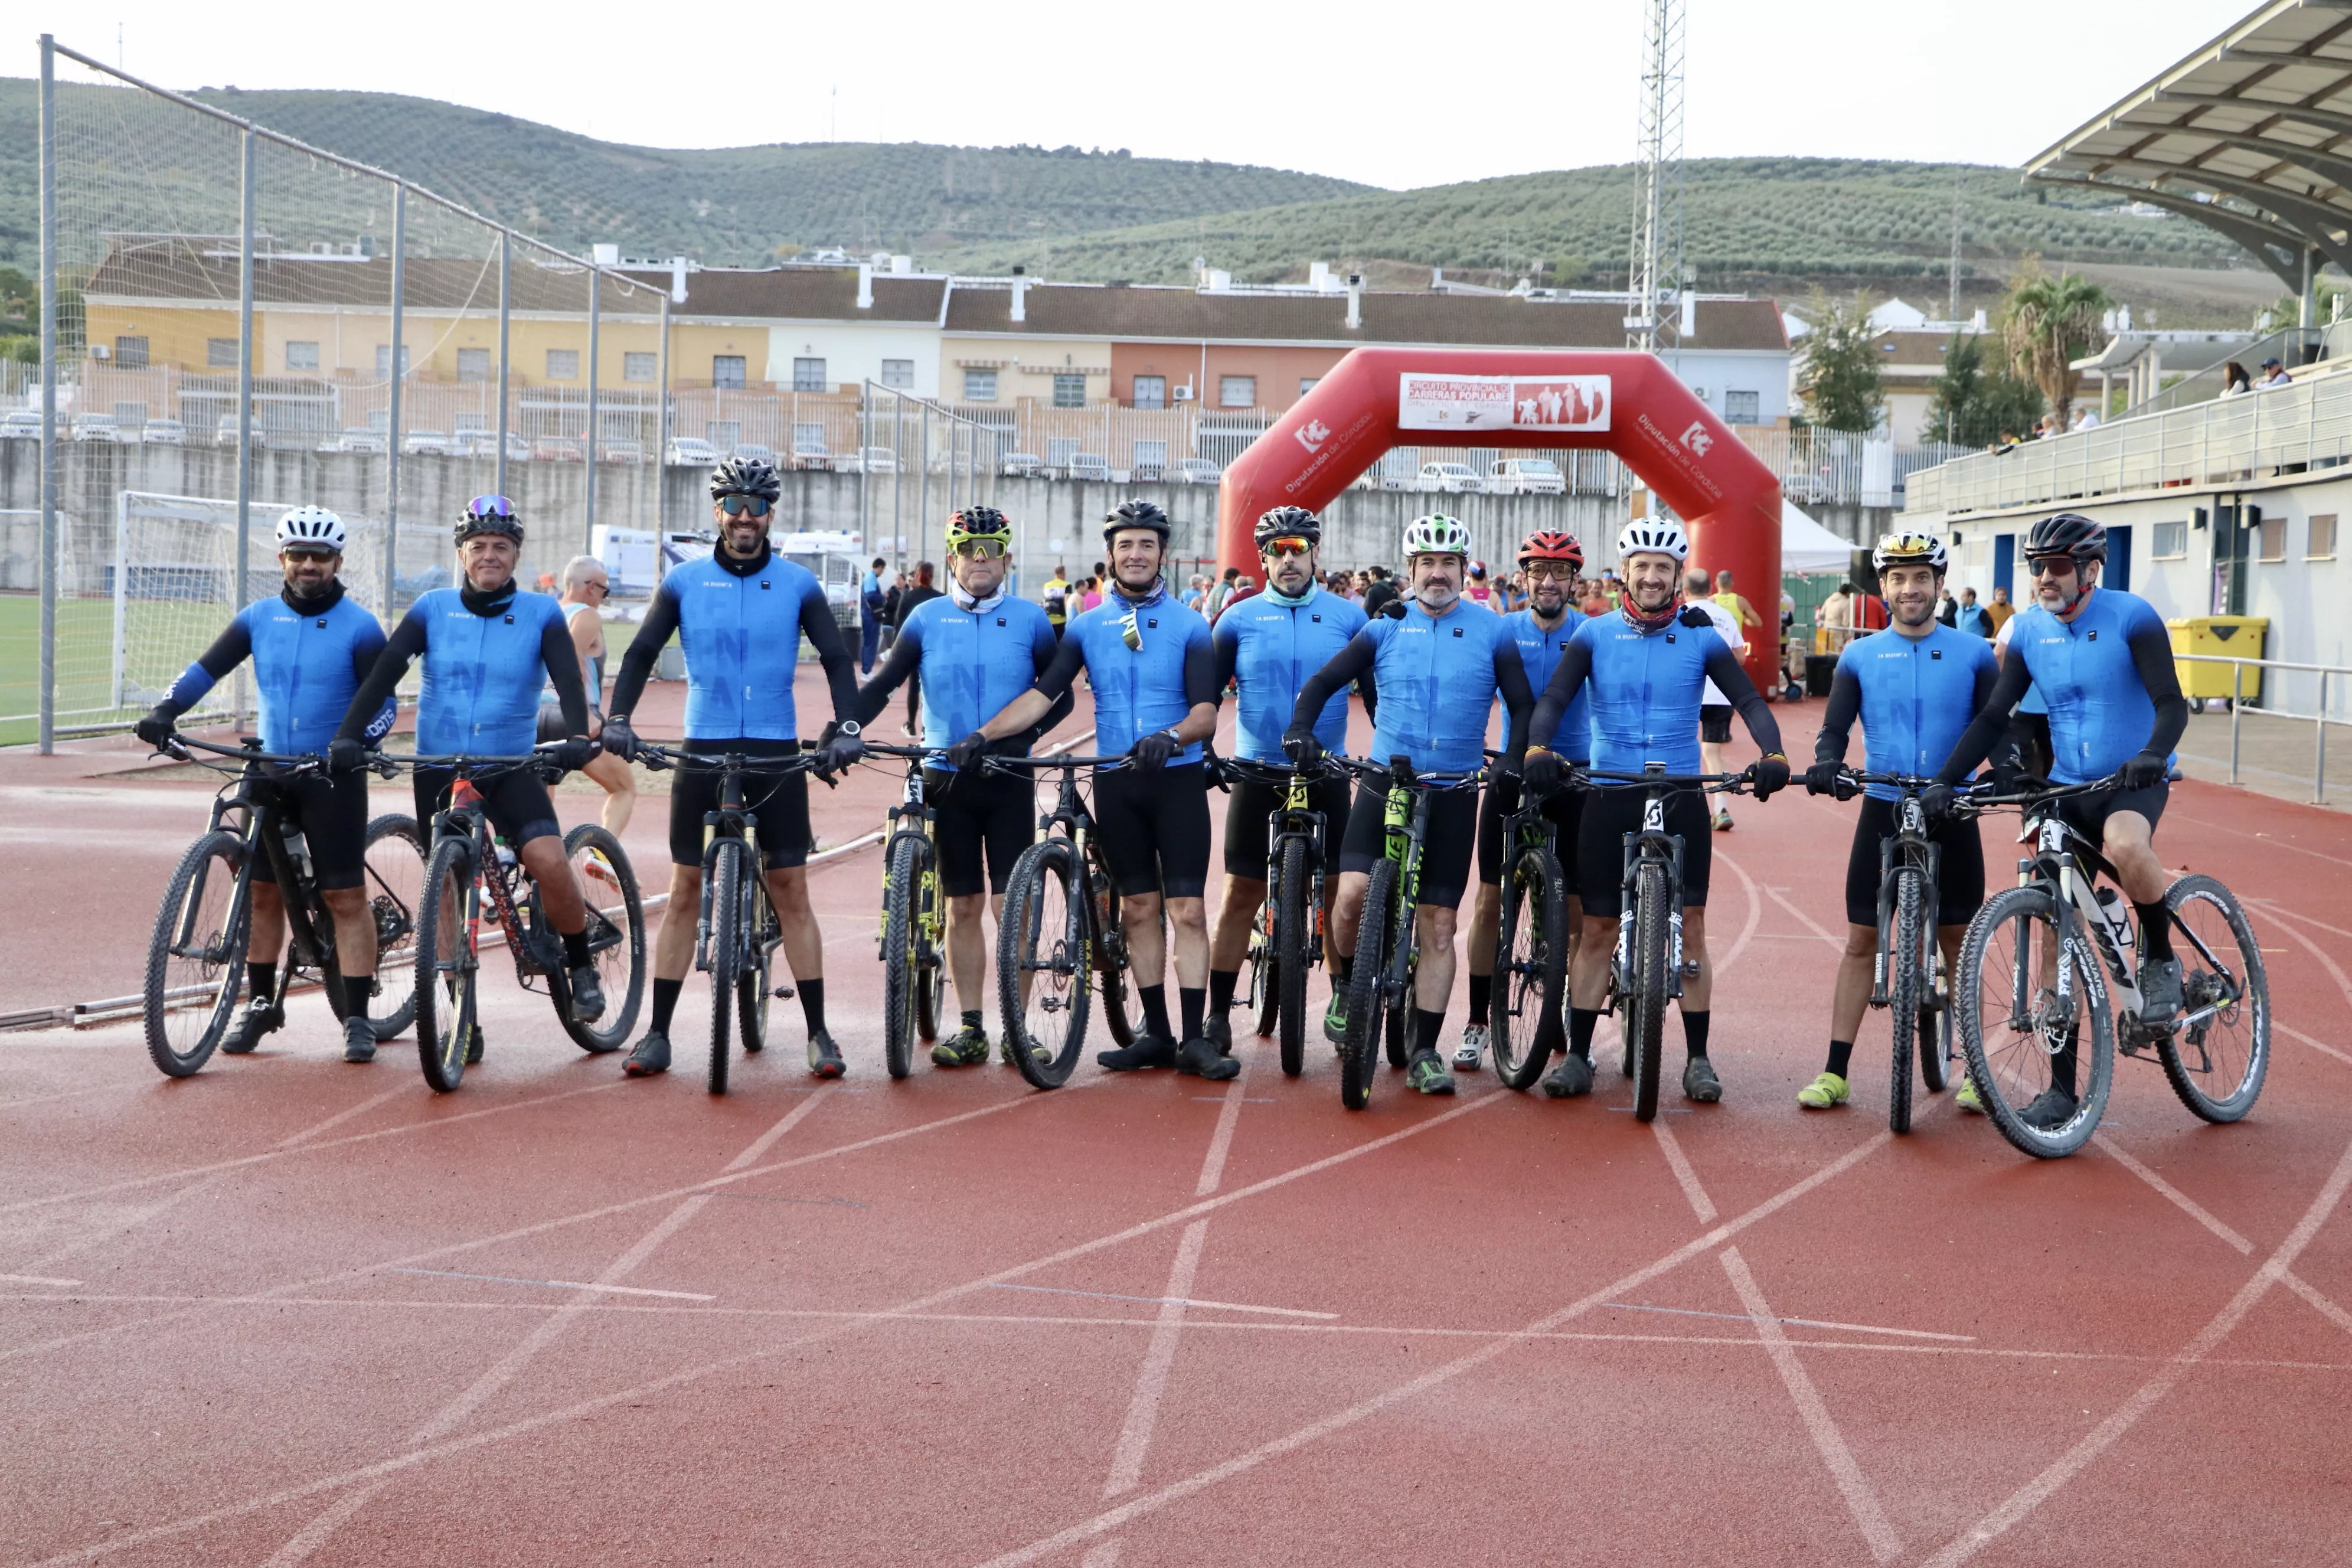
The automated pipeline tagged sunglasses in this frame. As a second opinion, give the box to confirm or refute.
[953,538,1008,558]
[464,494,516,520]
[1523,563,1577,581]
[1262,537,1314,558]
[2027,557,2077,579]
[718,494,772,518]
[282,545,337,563]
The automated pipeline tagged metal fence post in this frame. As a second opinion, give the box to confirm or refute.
[2318,669,2328,805]
[495,230,511,499]
[656,291,672,538]
[2230,661,2243,784]
[386,182,406,614]
[584,268,600,556]
[234,128,256,625]
[893,391,904,567]
[920,402,932,568]
[37,35,58,754]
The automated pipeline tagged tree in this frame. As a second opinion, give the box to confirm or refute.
[1795,288,1885,433]
[1926,332,2044,447]
[2000,260,2112,426]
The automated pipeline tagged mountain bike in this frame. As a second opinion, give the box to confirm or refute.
[1954,775,2268,1158]
[866,742,952,1079]
[143,736,426,1077]
[989,754,1141,1089]
[638,745,816,1095]
[1329,755,1486,1111]
[403,750,645,1092]
[1489,780,1570,1093]
[1226,756,1336,1077]
[1580,764,1752,1123]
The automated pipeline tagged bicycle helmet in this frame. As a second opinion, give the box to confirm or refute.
[1400,514,1471,558]
[453,494,524,547]
[2023,511,2106,565]
[1871,531,1949,573]
[1517,530,1585,572]
[709,454,783,502]
[1616,517,1690,563]
[1103,498,1171,542]
[276,505,348,553]
[945,505,1012,550]
[1253,505,1321,551]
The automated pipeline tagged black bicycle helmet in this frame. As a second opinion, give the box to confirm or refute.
[709,454,783,502]
[1253,505,1321,550]
[1103,498,1171,542]
[453,493,524,547]
[2023,511,2106,564]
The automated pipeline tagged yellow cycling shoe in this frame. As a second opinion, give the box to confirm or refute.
[1796,1071,1850,1109]
[1954,1074,1985,1114]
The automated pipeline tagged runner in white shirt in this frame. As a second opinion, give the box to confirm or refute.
[1684,569,1747,830]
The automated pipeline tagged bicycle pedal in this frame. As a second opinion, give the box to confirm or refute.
[772,985,794,999]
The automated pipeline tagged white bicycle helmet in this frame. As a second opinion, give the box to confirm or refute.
[1400,513,1472,558]
[1616,517,1689,563]
[1872,530,1949,573]
[276,506,348,552]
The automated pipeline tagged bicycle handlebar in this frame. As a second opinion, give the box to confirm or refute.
[160,734,326,773]
[633,743,824,776]
[980,753,1131,773]
[1574,767,1751,796]
[1325,754,1485,790]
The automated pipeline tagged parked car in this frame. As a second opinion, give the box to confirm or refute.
[74,414,120,444]
[838,446,898,475]
[1491,458,1566,495]
[1415,462,1484,494]
[401,429,460,456]
[1171,458,1221,485]
[323,427,388,455]
[2,410,44,439]
[1067,452,1110,482]
[734,442,785,469]
[1129,460,1165,482]
[140,418,188,446]
[533,435,585,462]
[1001,452,1044,478]
[665,436,720,467]
[463,429,529,460]
[597,439,645,465]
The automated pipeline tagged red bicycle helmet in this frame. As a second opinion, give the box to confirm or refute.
[1517,530,1585,572]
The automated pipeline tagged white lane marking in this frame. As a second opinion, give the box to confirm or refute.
[386,1269,716,1302]
[1764,884,1846,949]
[1651,1118,1717,1225]
[1720,1247,1903,1563]
[1920,1127,2352,1568]
[2167,812,2352,871]
[2092,1133,2254,1255]
[986,1282,1332,1321]
[1600,1300,1974,1342]
[257,1484,387,1568]
[2282,1272,2352,1337]
[1193,1067,1249,1199]
[0,1273,81,1288]
[1710,847,1766,978]
[1102,1220,1208,1499]
[1079,1543,1122,1568]
[275,1086,409,1148]
[2245,903,2352,1014]
[2278,1021,2352,1067]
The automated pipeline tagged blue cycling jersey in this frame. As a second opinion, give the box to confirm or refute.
[898,593,1057,770]
[2007,589,2173,784]
[1502,607,1593,763]
[1363,602,1523,775]
[168,594,391,755]
[659,554,832,741]
[1842,624,1998,800]
[1572,612,1723,775]
[406,587,567,756]
[1214,587,1367,763]
[1063,593,1213,765]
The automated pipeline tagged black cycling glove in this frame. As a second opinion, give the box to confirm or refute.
[2118,750,2168,790]
[134,708,177,748]
[599,714,639,762]
[1521,749,1563,796]
[1128,730,1181,775]
[813,724,865,779]
[1677,605,1716,629]
[1752,754,1791,801]
[1804,760,1848,798]
[1920,782,1958,821]
[945,731,989,773]
[328,737,369,775]
[1283,730,1324,772]
[549,735,595,773]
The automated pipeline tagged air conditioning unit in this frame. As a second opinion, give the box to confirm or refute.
[1172,384,1195,402]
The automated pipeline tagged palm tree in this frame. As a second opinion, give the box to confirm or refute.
[2001,262,2113,427]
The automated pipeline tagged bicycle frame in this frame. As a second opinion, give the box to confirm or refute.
[1872,788,1943,1010]
[169,739,342,1001]
[433,778,551,988]
[874,748,945,967]
[1615,783,1691,1005]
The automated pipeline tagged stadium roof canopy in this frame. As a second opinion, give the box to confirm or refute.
[2027,0,2352,292]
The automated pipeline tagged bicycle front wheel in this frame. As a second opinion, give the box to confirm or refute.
[2158,873,2269,1123]
[1956,883,2114,1158]
[1491,841,1567,1092]
[1888,865,1928,1135]
[1627,859,1671,1123]
[1341,860,1397,1110]
[143,830,250,1078]
[1274,836,1309,1076]
[739,878,776,1056]
[413,836,478,1093]
[999,838,1090,1087]
[705,837,747,1095]
[564,824,645,1054]
[882,833,923,1079]
[361,814,426,1041]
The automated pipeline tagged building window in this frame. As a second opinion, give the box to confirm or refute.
[1298,377,1320,398]
[880,358,915,389]
[1219,375,1256,409]
[1724,390,1760,424]
[207,338,239,369]
[377,344,411,378]
[2259,516,2286,562]
[623,351,656,384]
[545,349,579,381]
[456,347,491,383]
[1132,374,1167,410]
[113,335,149,368]
[713,355,747,390]
[1053,373,1086,409]
[962,368,998,402]
[286,341,321,373]
[793,357,827,393]
[2151,520,2187,560]
[2309,514,2338,559]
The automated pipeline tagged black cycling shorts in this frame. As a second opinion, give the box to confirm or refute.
[668,739,814,872]
[2054,778,2169,847]
[1577,785,1713,917]
[413,765,561,851]
[1477,778,1585,888]
[927,766,1035,899]
[254,769,370,891]
[1222,770,1353,883]
[1092,762,1211,899]
[1842,795,1986,929]
[535,704,602,745]
[1338,772,1480,913]
[1700,704,1733,745]
[2008,713,2053,781]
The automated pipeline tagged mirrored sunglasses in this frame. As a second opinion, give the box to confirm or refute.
[718,494,772,518]
[2027,556,2077,578]
[953,538,1008,558]
[1263,537,1314,558]
[464,494,516,519]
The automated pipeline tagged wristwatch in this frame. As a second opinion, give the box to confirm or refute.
[836,720,862,738]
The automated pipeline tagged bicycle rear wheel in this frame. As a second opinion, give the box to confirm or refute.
[739,879,776,1055]
[563,824,644,1053]
[1274,837,1309,1076]
[1491,841,1567,1092]
[881,834,923,1079]
[143,830,250,1078]
[1888,865,1928,1135]
[1091,862,1139,1046]
[705,837,747,1095]
[1920,942,1954,1093]
[999,839,1090,1087]
[361,815,426,1041]
[1627,859,1671,1123]
[1341,860,1397,1110]
[2157,874,2269,1123]
[1250,901,1282,1040]
[413,837,478,1093]
[1955,883,2113,1158]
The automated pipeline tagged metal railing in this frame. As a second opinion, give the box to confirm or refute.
[2178,653,2352,804]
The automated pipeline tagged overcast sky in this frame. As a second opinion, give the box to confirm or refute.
[31,0,2260,190]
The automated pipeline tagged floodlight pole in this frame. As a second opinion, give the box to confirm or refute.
[233,126,256,725]
[656,290,672,538]
[386,182,407,613]
[584,269,601,557]
[37,34,58,754]
[496,230,511,498]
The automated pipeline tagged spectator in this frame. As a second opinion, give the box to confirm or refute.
[1711,569,1762,639]
[1360,564,1399,619]
[1988,584,2016,632]
[1819,580,1854,651]
[1081,575,1103,612]
[1042,561,1072,638]
[880,570,906,651]
[1684,569,1747,832]
[1956,586,1994,638]
[2259,355,2294,389]
[2221,361,2252,398]
[1185,573,1209,613]
[1464,559,1495,610]
[1935,586,1959,626]
[2070,403,2101,432]
[895,560,941,627]
[1579,577,1610,617]
[859,555,888,674]
[1206,564,1240,618]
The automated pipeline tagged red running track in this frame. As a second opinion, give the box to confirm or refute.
[4,678,2352,1565]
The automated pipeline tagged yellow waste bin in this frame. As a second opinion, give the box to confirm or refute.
[2167,616,2268,706]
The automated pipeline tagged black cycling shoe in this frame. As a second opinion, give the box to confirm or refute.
[1177,1035,1240,1080]
[341,1014,377,1064]
[1406,1048,1456,1096]
[806,1030,846,1079]
[623,1031,671,1077]
[1683,1056,1722,1103]
[2137,956,2185,1028]
[1204,1011,1233,1053]
[1540,1054,1593,1099]
[221,1001,283,1055]
[2017,1086,2079,1131]
[566,964,607,1024]
[465,1026,485,1064]
[1097,1033,1178,1072]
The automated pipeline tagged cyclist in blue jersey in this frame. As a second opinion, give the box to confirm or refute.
[137,507,397,1063]
[1926,512,2190,1128]
[1283,514,1536,1097]
[851,506,1071,1067]
[1796,532,1998,1110]
[334,495,605,1049]
[949,499,1236,1082]
[599,457,866,1079]
[1203,506,1369,1050]
[1459,530,1592,1072]
[1521,518,1790,1103]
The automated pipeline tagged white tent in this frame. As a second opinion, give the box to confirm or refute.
[1781,500,1854,574]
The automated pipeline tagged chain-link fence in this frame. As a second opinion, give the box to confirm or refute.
[857,381,1013,586]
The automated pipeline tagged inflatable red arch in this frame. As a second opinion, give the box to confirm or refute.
[1214,347,1784,692]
